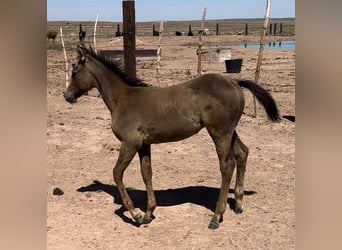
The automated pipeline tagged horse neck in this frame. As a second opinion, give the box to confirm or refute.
[87,57,128,113]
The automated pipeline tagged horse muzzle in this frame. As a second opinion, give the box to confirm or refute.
[63,92,77,103]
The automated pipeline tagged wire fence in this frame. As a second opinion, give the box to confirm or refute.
[47,20,295,60]
[47,19,295,41]
[47,19,295,84]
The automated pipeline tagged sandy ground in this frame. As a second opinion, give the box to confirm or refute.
[47,35,295,249]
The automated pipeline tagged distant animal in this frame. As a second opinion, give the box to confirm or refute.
[115,31,123,37]
[153,30,160,36]
[47,31,58,43]
[64,44,280,230]
[198,28,210,36]
[175,31,182,36]
[79,31,86,41]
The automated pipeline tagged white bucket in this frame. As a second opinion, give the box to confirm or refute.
[218,49,232,62]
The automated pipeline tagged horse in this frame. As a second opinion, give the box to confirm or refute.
[153,30,160,36]
[64,44,280,229]
[47,31,58,43]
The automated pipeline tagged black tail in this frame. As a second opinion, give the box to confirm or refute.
[238,80,280,121]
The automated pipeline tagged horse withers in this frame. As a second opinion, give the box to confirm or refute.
[64,44,280,229]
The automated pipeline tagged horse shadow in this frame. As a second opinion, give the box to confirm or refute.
[77,180,256,227]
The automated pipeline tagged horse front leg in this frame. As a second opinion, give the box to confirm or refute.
[113,142,142,222]
[138,144,156,224]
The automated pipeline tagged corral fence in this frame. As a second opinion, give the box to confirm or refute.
[47,19,295,85]
[47,19,295,45]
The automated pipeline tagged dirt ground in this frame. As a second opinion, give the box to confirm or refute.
[47,35,295,249]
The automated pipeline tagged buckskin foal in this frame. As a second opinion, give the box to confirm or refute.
[64,45,280,229]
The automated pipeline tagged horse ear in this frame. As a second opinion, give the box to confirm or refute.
[76,45,86,64]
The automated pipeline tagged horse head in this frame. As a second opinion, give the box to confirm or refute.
[64,44,96,103]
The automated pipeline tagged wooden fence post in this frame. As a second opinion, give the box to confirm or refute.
[273,23,277,36]
[188,24,194,36]
[254,0,271,118]
[122,0,136,78]
[216,23,219,35]
[115,24,122,37]
[197,7,207,76]
[245,23,248,36]
[156,21,164,86]
[94,13,99,53]
[280,23,283,33]
[59,27,69,88]
[79,24,83,41]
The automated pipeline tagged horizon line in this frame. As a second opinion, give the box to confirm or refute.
[47,17,295,23]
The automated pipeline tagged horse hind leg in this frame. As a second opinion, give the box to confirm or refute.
[232,133,249,214]
[137,144,156,224]
[207,128,236,229]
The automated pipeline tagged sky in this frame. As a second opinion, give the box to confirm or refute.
[47,0,295,22]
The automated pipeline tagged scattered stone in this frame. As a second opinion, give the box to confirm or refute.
[53,187,64,196]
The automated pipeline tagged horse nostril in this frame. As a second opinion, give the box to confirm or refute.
[64,92,77,103]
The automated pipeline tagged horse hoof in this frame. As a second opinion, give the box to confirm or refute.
[208,221,220,229]
[141,217,153,224]
[133,214,144,224]
[134,215,152,225]
[234,206,243,214]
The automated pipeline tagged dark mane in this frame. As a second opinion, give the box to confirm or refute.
[86,47,149,87]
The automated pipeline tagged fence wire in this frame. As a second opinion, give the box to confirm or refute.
[47,20,295,81]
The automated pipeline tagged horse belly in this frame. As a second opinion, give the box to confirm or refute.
[139,89,204,143]
[143,116,203,144]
